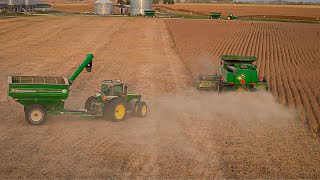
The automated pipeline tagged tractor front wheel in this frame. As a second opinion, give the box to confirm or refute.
[84,96,96,112]
[25,104,47,125]
[136,101,147,118]
[104,100,127,122]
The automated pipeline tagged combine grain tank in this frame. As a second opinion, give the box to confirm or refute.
[130,0,152,16]
[94,0,114,15]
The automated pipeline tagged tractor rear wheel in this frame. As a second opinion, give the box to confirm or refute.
[25,104,47,125]
[129,99,139,116]
[136,101,147,118]
[104,100,127,122]
[84,96,96,112]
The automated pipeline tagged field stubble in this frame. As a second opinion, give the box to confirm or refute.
[0,17,320,178]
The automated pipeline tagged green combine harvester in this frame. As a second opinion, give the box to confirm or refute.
[196,55,268,92]
[7,54,147,125]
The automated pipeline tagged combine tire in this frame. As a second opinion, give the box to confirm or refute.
[103,100,127,122]
[136,101,147,118]
[25,104,47,125]
[84,96,96,112]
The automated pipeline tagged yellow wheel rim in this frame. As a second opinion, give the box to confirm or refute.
[141,104,147,116]
[114,104,125,120]
[31,110,42,122]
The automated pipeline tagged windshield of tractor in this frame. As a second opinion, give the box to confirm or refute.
[113,85,123,95]
[101,84,111,95]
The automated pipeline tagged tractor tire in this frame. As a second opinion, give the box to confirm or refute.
[84,96,96,112]
[103,100,127,122]
[129,99,139,116]
[136,101,147,118]
[25,104,47,125]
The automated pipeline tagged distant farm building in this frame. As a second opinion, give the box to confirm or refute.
[0,0,52,13]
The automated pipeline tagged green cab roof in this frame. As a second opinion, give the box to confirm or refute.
[219,55,257,62]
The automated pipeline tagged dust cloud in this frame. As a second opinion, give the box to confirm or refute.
[185,56,221,80]
[150,90,296,128]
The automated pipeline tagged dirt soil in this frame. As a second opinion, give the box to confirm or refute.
[165,19,320,134]
[0,16,320,179]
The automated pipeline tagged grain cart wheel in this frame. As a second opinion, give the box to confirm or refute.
[25,104,47,125]
[136,101,147,118]
[84,96,96,112]
[104,100,127,122]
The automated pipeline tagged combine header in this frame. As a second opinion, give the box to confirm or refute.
[197,55,268,92]
[8,54,147,125]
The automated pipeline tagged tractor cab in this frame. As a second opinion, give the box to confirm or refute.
[100,80,128,96]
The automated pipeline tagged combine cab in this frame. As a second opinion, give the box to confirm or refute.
[197,55,268,92]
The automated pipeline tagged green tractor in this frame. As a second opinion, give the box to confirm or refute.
[196,55,268,92]
[227,14,237,20]
[85,80,147,122]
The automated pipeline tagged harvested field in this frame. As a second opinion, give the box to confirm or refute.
[0,16,320,179]
[155,4,320,21]
[165,19,320,133]
[51,3,94,13]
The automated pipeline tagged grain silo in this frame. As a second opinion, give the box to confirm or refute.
[94,0,114,15]
[130,0,152,16]
[7,0,21,12]
[24,0,36,12]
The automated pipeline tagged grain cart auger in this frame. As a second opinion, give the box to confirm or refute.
[7,54,147,125]
[196,55,268,92]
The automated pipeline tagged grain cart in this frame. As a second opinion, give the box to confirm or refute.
[7,54,147,125]
[227,14,237,20]
[196,55,268,92]
[144,10,155,17]
[209,13,221,19]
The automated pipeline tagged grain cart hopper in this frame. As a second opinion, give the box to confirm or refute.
[226,14,237,20]
[209,13,221,19]
[196,55,268,92]
[8,54,147,125]
[144,10,155,17]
